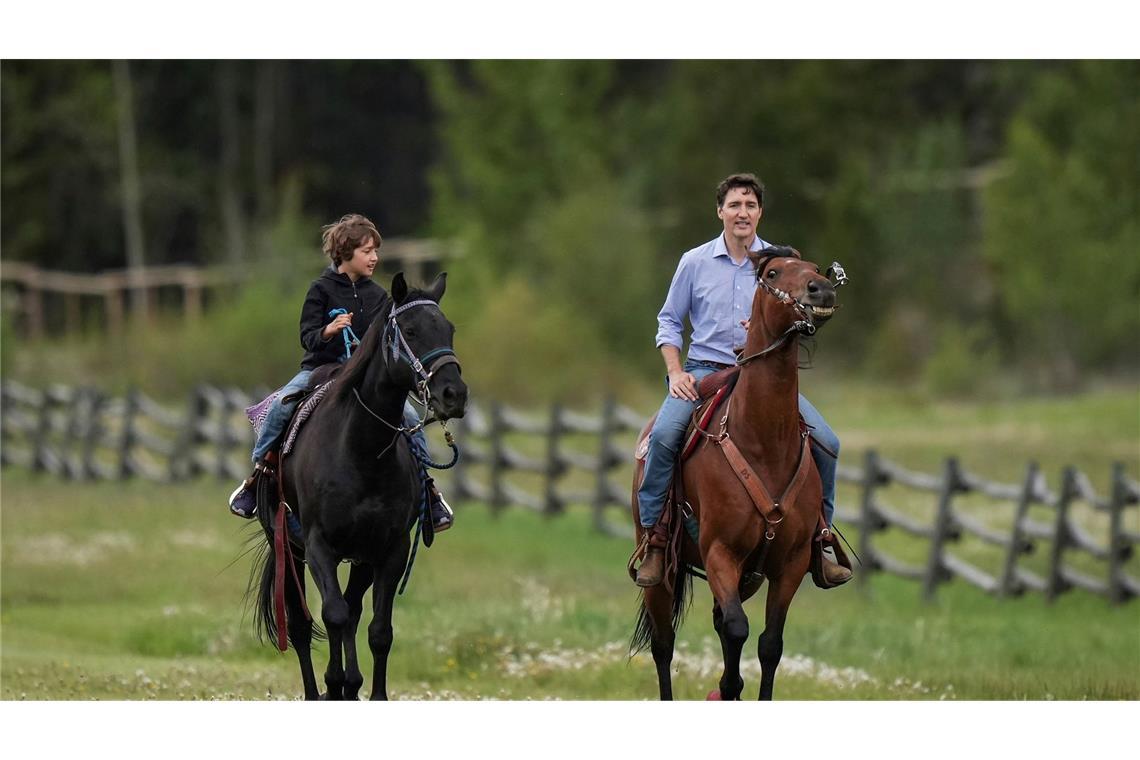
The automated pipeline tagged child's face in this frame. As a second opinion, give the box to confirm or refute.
[341,238,379,280]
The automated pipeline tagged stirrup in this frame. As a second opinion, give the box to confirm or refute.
[431,488,454,532]
[810,531,853,589]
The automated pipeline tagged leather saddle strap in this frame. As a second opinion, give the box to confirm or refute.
[274,460,312,654]
[716,432,813,530]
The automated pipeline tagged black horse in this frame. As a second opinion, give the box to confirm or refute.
[252,271,467,700]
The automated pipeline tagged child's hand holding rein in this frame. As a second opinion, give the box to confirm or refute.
[322,311,354,340]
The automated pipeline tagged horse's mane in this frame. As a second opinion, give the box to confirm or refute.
[329,288,435,403]
[329,292,393,401]
[751,244,800,279]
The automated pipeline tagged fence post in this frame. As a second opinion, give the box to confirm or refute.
[999,461,1039,598]
[1046,467,1076,602]
[31,386,54,473]
[922,457,962,602]
[489,401,507,513]
[81,389,106,480]
[63,387,93,480]
[0,383,11,468]
[593,396,619,533]
[857,448,882,588]
[543,403,566,515]
[215,389,240,480]
[118,388,140,479]
[1107,462,1133,604]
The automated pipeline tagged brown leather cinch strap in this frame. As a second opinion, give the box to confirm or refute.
[715,431,813,540]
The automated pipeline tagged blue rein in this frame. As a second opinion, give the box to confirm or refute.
[327,308,361,361]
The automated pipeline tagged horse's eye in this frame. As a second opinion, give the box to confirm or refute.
[766,269,777,279]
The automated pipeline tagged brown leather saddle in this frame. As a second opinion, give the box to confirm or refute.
[632,366,850,589]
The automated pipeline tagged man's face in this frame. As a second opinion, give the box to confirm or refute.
[342,238,379,280]
[717,187,762,243]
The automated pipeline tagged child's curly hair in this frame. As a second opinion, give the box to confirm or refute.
[321,214,382,266]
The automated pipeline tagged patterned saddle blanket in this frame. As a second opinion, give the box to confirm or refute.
[244,380,335,458]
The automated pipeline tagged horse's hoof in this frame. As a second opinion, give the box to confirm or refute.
[706,689,722,701]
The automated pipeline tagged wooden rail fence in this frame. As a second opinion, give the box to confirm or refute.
[0,240,444,339]
[2,380,1136,605]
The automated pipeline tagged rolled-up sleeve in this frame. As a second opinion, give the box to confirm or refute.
[655,253,692,350]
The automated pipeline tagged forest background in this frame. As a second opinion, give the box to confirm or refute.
[2,60,1137,404]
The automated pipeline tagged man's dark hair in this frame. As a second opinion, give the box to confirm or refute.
[716,173,765,208]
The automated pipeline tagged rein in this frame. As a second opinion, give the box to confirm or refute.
[356,297,464,594]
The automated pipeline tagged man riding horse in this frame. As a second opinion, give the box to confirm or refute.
[633,172,851,589]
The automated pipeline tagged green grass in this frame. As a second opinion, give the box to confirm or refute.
[2,471,1138,700]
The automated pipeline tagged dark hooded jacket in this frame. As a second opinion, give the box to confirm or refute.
[298,266,388,370]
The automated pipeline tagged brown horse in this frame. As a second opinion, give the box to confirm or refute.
[630,248,838,700]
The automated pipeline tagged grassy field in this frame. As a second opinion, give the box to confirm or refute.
[2,462,1138,701]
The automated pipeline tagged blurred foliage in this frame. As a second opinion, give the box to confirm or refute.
[1,60,1137,400]
[982,61,1140,389]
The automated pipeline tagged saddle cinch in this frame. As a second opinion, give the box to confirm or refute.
[633,366,852,589]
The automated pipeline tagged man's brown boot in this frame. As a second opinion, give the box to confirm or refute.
[810,532,854,589]
[635,522,669,587]
[821,549,853,586]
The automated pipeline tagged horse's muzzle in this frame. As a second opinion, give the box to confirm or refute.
[429,380,468,421]
[804,277,837,325]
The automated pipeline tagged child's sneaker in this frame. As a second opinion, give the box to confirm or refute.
[228,477,257,519]
[429,485,454,532]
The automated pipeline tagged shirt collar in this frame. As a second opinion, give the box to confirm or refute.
[713,233,768,258]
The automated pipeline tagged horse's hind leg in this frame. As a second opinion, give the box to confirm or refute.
[707,544,748,700]
[341,562,374,700]
[367,542,409,700]
[756,567,804,701]
[306,536,350,700]
[642,584,677,700]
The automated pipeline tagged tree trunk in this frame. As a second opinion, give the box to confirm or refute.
[112,59,148,320]
[217,60,245,269]
[253,60,277,260]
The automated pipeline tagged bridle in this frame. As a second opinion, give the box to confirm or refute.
[734,258,847,367]
[350,297,462,444]
[382,298,462,415]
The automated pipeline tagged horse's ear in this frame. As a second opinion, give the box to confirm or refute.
[425,271,448,303]
[391,272,408,304]
[788,247,803,260]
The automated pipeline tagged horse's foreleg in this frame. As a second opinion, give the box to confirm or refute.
[642,585,676,700]
[306,537,349,700]
[757,557,807,700]
[341,562,374,700]
[706,544,748,701]
[368,542,408,700]
[285,550,320,700]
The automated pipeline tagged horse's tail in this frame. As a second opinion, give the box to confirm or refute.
[246,529,325,648]
[248,537,279,646]
[629,564,693,656]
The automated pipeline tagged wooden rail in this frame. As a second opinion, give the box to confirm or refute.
[0,239,444,339]
[2,379,1136,605]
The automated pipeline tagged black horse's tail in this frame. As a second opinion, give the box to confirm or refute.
[629,564,693,656]
[247,529,324,649]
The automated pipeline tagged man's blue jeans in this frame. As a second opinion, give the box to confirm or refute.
[252,369,428,469]
[636,359,840,529]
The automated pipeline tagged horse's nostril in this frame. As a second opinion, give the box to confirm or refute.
[807,280,820,293]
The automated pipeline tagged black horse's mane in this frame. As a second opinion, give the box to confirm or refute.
[330,289,435,402]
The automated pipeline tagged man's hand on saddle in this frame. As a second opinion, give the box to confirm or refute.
[740,318,751,331]
[668,370,700,401]
[322,312,354,339]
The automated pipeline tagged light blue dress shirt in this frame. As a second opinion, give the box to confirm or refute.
[655,233,771,366]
